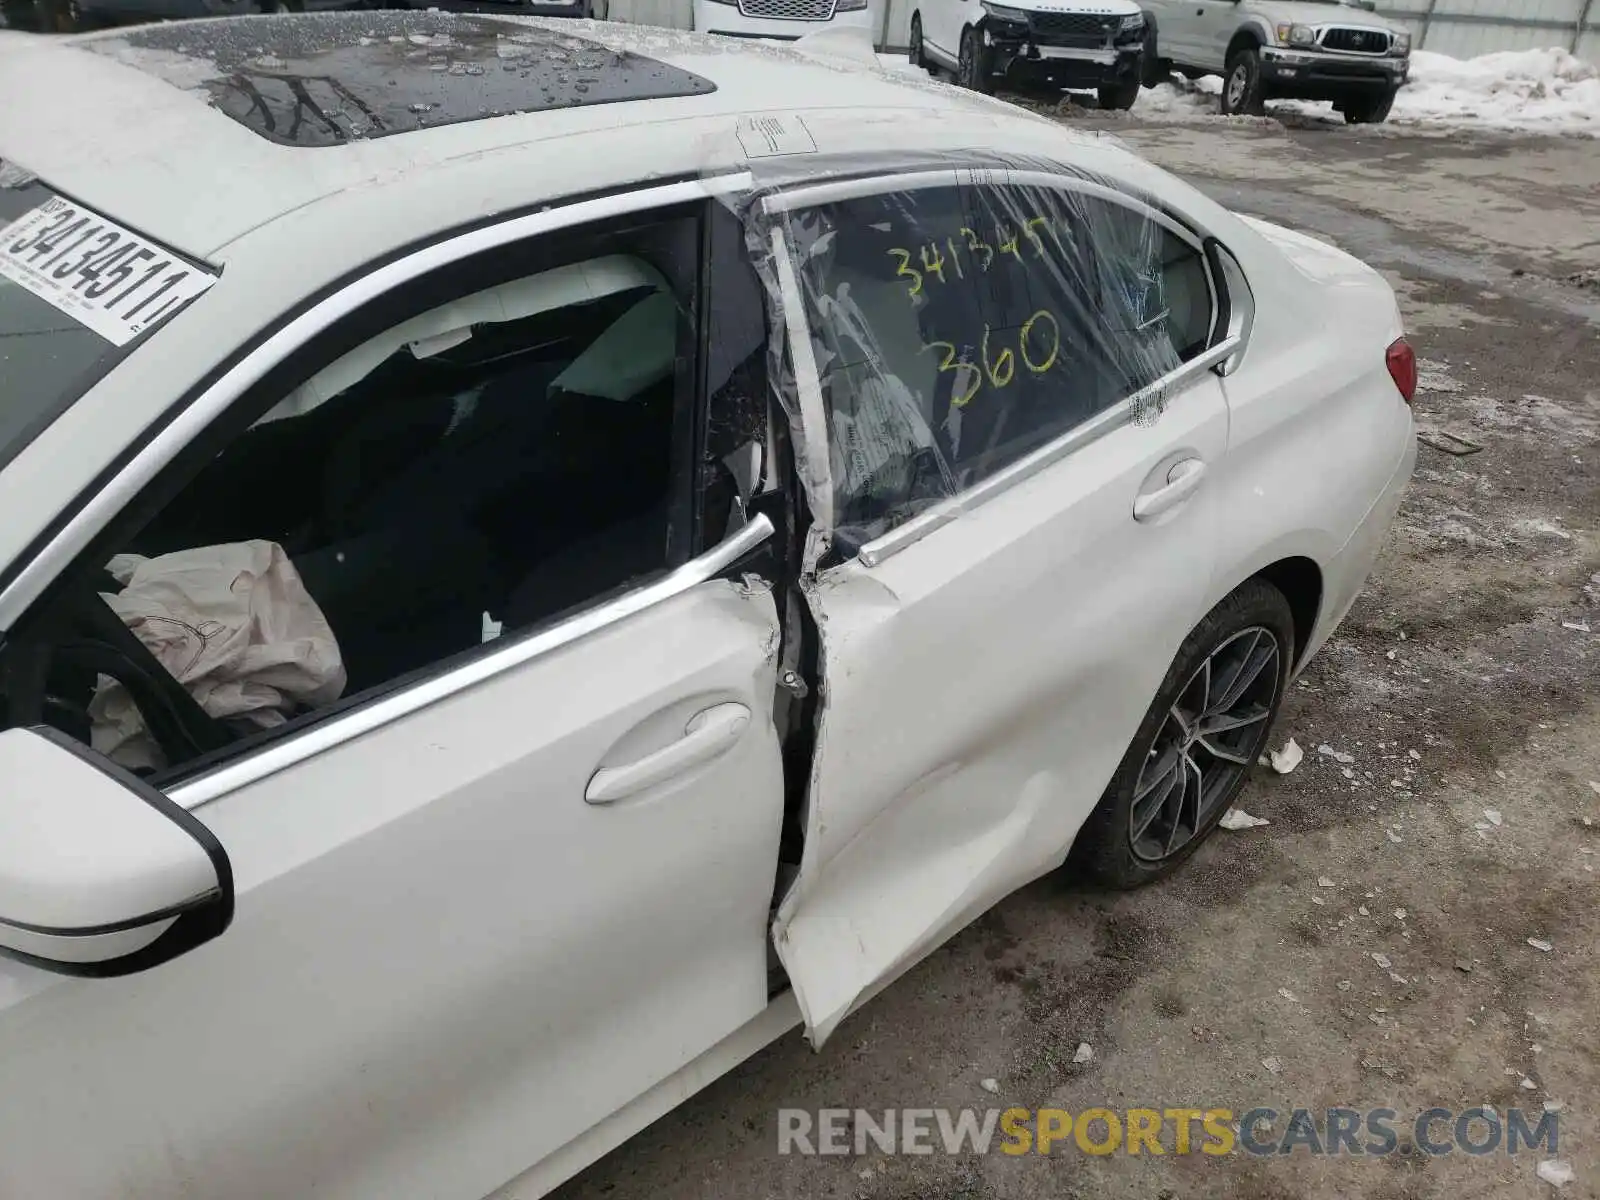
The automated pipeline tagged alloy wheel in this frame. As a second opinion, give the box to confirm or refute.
[1128,625,1281,862]
[1226,66,1248,109]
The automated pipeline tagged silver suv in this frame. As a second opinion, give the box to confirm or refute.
[1141,0,1411,124]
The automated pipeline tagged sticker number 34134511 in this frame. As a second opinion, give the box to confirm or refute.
[0,194,218,347]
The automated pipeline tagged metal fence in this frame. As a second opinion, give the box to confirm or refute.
[1378,0,1599,63]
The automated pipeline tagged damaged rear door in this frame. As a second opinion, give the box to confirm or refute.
[754,164,1238,1044]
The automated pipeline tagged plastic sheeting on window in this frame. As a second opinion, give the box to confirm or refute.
[722,152,1217,558]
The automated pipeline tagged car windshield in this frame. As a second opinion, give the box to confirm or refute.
[0,165,214,474]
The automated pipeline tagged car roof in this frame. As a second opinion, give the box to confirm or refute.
[0,14,1046,260]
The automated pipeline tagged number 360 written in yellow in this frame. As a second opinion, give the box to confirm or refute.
[922,309,1061,408]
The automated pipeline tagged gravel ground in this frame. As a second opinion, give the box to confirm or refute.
[553,111,1600,1200]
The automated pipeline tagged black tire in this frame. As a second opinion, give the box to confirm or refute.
[1140,25,1167,87]
[1341,87,1397,125]
[1219,46,1265,116]
[1099,72,1141,110]
[1069,579,1295,890]
[957,25,992,94]
[909,12,930,74]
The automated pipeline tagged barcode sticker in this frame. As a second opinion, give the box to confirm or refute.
[0,194,217,346]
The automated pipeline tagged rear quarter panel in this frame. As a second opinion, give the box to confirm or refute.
[1202,217,1414,644]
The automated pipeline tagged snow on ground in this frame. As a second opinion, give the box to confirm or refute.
[877,51,926,76]
[1397,47,1599,133]
[1143,48,1599,135]
[882,47,1600,137]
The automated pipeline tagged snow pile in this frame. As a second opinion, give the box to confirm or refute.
[872,46,1598,135]
[1396,47,1599,134]
[877,52,925,76]
[1114,47,1599,135]
[1140,75,1220,118]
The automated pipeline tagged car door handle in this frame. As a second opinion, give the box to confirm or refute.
[1133,457,1207,522]
[585,703,752,805]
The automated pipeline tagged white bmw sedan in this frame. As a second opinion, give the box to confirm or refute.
[0,14,1415,1199]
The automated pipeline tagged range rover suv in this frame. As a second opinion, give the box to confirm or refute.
[694,0,872,41]
[910,0,1149,109]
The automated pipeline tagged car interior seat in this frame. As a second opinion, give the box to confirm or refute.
[296,284,682,693]
[27,258,692,769]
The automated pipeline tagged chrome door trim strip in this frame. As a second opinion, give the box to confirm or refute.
[761,167,1209,254]
[169,514,775,810]
[857,336,1243,566]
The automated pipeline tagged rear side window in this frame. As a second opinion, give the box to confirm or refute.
[775,178,1213,549]
[1079,192,1213,365]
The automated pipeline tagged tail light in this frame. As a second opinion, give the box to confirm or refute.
[1386,337,1417,405]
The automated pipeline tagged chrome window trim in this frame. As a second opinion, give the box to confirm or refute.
[1200,242,1222,348]
[169,514,775,810]
[0,171,756,634]
[761,168,1209,257]
[856,336,1241,566]
[1211,241,1254,377]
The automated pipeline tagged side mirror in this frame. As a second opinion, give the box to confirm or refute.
[0,727,233,976]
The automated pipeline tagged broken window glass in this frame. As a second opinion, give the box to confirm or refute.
[733,157,1218,557]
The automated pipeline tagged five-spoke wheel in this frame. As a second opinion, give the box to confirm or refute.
[1072,579,1294,888]
[1129,626,1280,862]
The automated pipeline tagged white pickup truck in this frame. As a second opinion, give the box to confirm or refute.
[1141,0,1412,124]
